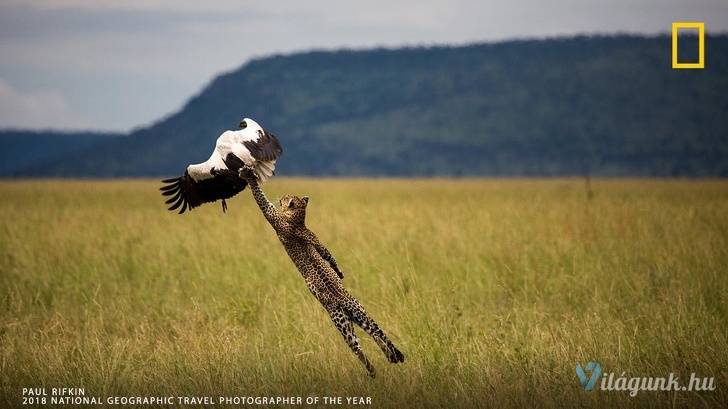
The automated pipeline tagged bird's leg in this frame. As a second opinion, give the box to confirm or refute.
[221,199,228,213]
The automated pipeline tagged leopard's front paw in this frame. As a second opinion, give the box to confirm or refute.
[238,165,256,181]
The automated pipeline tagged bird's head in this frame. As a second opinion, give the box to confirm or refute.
[279,194,309,224]
[238,117,263,133]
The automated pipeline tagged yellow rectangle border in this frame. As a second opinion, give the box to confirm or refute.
[672,22,705,69]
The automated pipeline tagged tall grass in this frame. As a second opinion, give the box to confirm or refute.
[0,179,726,408]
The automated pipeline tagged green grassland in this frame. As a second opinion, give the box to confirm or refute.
[0,179,726,408]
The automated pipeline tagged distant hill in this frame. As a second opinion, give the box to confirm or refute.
[7,35,728,177]
[0,130,121,176]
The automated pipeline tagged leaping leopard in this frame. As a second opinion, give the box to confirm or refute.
[236,165,404,377]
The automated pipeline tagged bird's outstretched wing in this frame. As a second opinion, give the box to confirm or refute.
[241,130,283,162]
[160,169,246,214]
[225,128,283,182]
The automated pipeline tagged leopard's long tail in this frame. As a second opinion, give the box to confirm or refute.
[346,302,405,364]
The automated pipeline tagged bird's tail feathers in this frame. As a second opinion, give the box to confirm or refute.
[255,161,276,182]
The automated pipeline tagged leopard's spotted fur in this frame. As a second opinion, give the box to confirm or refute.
[240,167,404,377]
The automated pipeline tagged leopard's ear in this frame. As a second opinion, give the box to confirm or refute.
[302,196,309,206]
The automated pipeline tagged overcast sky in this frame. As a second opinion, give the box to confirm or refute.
[0,0,726,131]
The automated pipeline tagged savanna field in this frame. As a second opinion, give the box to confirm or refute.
[0,179,726,408]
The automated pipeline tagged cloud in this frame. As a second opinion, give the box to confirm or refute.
[1,0,727,131]
[0,78,92,130]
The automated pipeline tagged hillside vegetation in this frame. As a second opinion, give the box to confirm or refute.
[7,35,728,177]
[0,130,121,176]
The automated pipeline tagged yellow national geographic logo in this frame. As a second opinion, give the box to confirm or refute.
[672,22,705,69]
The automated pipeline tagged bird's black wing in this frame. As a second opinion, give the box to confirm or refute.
[160,170,247,214]
[243,129,283,161]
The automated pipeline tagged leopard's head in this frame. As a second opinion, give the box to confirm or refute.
[279,194,309,224]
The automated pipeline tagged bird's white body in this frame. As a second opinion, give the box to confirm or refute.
[187,118,276,182]
[160,116,282,214]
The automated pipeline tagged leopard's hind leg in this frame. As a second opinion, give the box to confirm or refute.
[330,309,376,377]
[345,301,405,364]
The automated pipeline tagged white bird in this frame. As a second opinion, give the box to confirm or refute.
[160,118,283,214]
